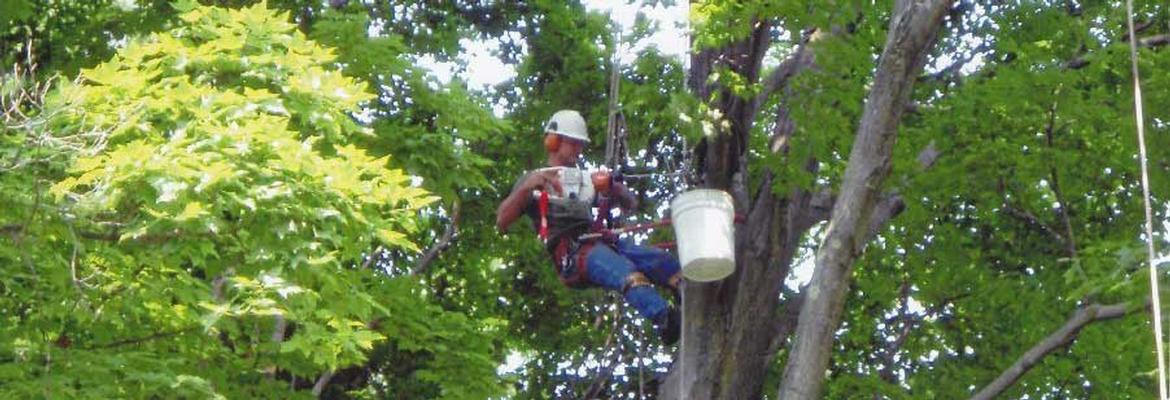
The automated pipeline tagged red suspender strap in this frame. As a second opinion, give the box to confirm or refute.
[538,190,550,240]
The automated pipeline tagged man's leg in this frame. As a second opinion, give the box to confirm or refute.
[584,243,669,320]
[614,239,683,295]
[584,242,679,345]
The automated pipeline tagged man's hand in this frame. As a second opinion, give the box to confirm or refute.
[592,169,637,210]
[591,170,612,195]
[525,169,563,195]
[498,169,561,233]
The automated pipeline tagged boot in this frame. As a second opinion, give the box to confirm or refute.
[654,307,681,346]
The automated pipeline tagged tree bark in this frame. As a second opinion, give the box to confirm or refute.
[777,1,952,399]
[661,16,825,395]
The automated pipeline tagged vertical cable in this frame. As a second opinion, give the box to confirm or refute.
[678,285,686,398]
[1125,0,1167,397]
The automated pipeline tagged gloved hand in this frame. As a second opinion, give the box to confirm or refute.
[591,170,612,195]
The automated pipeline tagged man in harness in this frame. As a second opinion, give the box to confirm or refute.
[496,109,682,345]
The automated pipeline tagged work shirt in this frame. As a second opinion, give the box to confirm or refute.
[510,169,595,253]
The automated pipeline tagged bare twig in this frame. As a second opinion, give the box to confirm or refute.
[64,224,95,291]
[1042,99,1078,257]
[361,245,383,270]
[879,279,914,384]
[582,302,626,398]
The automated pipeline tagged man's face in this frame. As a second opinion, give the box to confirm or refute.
[548,135,586,166]
[559,137,586,159]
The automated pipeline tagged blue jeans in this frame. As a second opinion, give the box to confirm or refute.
[584,238,681,320]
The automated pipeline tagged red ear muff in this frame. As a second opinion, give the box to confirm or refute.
[544,133,561,152]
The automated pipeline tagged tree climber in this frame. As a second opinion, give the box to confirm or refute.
[496,109,682,345]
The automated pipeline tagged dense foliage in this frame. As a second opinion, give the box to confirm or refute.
[2,0,1168,398]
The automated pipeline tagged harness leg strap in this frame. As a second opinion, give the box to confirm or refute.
[622,272,652,294]
[665,272,683,305]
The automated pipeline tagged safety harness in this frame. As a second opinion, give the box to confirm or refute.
[540,187,615,288]
[537,190,550,240]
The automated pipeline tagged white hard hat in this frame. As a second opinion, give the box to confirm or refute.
[544,109,589,143]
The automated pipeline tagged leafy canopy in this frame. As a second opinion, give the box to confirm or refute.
[0,2,502,398]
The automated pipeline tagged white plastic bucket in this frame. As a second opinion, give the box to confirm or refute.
[670,189,735,282]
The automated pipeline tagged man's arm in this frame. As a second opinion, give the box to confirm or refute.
[496,170,562,233]
[591,170,638,211]
[611,180,638,211]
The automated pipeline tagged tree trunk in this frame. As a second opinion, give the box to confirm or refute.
[662,2,949,398]
[662,15,825,399]
[778,1,952,399]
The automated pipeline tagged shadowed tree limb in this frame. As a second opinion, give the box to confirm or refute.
[969,301,1142,400]
[412,200,462,276]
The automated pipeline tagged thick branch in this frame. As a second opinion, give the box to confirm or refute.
[778,1,953,398]
[806,142,940,230]
[1139,33,1170,48]
[1067,33,1170,69]
[969,302,1139,400]
[925,41,992,82]
[0,224,21,238]
[82,327,198,350]
[755,40,815,107]
[411,201,461,275]
[766,291,807,357]
[267,313,288,379]
[312,318,380,397]
[312,371,334,397]
[1002,201,1067,245]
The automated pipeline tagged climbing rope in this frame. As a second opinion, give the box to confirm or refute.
[1124,0,1167,397]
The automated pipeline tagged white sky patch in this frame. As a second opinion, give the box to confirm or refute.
[585,0,690,65]
[497,351,528,375]
[416,38,518,89]
[113,0,140,12]
[786,223,825,289]
[417,1,688,90]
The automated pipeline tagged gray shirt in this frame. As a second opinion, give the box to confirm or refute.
[511,171,594,252]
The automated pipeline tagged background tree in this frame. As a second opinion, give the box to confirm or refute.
[1,2,501,398]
